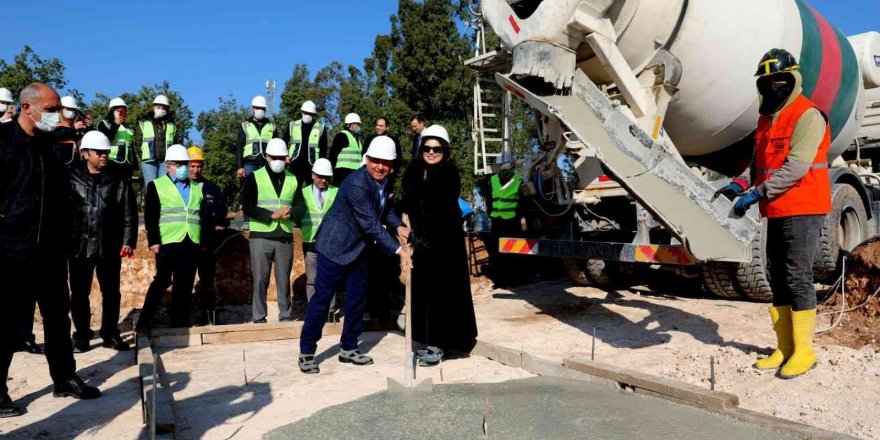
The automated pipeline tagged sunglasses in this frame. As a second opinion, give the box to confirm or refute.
[420,146,443,154]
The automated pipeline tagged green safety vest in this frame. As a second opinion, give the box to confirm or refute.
[336,131,362,170]
[241,120,275,159]
[139,120,176,162]
[100,120,134,165]
[249,167,298,233]
[154,175,203,245]
[300,184,338,243]
[289,119,324,163]
[490,173,521,220]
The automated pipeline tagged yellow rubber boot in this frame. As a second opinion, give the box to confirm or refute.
[779,308,817,379]
[754,306,793,370]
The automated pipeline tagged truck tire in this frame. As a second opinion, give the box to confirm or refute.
[563,259,626,288]
[734,220,773,302]
[702,262,743,299]
[813,184,868,283]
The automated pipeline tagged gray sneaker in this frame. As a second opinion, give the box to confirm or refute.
[417,346,443,367]
[338,349,374,365]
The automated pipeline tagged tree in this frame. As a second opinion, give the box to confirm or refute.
[278,62,344,137]
[0,46,67,97]
[197,97,250,207]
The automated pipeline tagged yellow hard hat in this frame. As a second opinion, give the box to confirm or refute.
[188,146,205,161]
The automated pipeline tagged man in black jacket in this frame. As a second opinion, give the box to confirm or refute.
[0,83,101,418]
[68,131,138,352]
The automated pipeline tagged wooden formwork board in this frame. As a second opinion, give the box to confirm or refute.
[149,321,344,348]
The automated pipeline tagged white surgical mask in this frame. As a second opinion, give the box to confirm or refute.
[269,160,286,173]
[254,109,266,120]
[0,104,8,113]
[301,114,313,124]
[154,107,167,118]
[31,108,60,132]
[62,109,76,120]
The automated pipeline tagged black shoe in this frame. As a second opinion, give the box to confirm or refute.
[101,335,130,351]
[0,393,22,418]
[298,355,320,374]
[279,317,295,322]
[72,337,91,353]
[254,318,267,324]
[19,340,43,355]
[53,376,101,400]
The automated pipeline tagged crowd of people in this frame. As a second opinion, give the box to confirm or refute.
[0,82,485,417]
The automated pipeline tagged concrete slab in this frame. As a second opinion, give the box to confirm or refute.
[262,376,800,440]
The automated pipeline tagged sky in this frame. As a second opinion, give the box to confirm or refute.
[1,0,878,142]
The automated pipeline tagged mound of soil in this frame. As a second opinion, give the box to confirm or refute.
[818,237,880,350]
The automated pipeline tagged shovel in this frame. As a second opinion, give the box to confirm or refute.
[387,223,433,394]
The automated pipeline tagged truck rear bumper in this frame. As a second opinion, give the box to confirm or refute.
[498,237,696,266]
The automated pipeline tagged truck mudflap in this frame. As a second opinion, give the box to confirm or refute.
[496,71,758,263]
[499,238,696,266]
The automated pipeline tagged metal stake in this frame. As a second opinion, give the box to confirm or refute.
[591,327,596,361]
[151,354,158,440]
[243,350,248,387]
[709,356,716,391]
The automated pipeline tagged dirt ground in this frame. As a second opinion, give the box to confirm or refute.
[6,236,880,439]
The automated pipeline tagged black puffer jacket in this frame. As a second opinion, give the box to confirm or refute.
[0,120,72,257]
[68,161,138,259]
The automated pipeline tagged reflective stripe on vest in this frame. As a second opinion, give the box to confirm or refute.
[336,131,362,170]
[154,175,203,244]
[490,173,521,220]
[249,167,298,233]
[241,121,275,159]
[289,120,324,163]
[140,120,176,162]
[102,120,134,165]
[300,184,338,243]
[754,94,832,218]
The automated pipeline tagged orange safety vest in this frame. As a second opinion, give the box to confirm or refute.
[754,94,831,219]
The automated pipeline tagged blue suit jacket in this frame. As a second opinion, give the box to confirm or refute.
[315,167,403,265]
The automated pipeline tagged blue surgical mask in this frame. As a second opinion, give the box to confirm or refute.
[174,165,189,181]
[353,127,361,134]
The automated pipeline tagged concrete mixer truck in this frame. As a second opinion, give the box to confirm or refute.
[465,0,880,300]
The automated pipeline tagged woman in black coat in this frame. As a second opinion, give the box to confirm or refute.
[399,125,477,366]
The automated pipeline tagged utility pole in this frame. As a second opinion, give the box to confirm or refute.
[265,79,276,117]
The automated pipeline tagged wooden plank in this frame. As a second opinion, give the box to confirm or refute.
[564,356,739,411]
[726,408,858,440]
[201,322,343,345]
[149,320,298,337]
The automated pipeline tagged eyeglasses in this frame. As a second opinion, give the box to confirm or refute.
[420,146,443,154]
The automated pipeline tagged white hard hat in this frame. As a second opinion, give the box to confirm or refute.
[265,138,288,156]
[300,100,317,113]
[109,97,127,108]
[153,94,170,106]
[344,113,361,125]
[80,131,112,151]
[0,88,12,103]
[421,124,450,146]
[165,144,191,162]
[60,96,78,110]
[312,158,333,176]
[365,135,396,161]
[251,96,267,108]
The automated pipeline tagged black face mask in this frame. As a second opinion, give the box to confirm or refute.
[757,75,795,115]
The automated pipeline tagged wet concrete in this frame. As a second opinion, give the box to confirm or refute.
[264,376,799,440]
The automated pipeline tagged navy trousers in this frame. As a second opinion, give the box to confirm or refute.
[300,253,369,355]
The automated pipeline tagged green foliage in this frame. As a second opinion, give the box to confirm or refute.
[196,97,250,207]
[0,46,67,97]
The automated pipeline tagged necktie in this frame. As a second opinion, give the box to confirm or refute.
[318,190,325,209]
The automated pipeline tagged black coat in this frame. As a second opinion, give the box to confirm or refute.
[400,159,477,351]
[68,162,138,259]
[0,121,72,258]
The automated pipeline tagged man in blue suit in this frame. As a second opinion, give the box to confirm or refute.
[298,136,412,374]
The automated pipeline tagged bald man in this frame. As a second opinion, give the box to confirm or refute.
[0,83,100,417]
